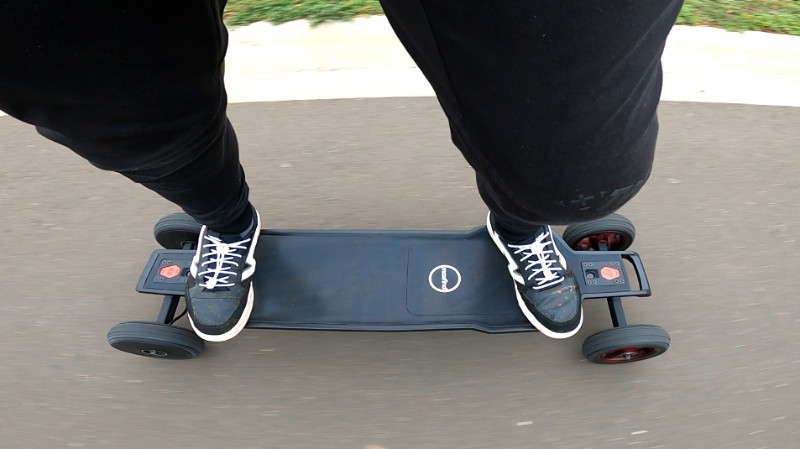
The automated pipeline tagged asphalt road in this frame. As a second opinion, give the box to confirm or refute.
[2,98,799,449]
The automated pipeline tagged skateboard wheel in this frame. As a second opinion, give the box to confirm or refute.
[582,324,669,364]
[154,213,203,249]
[107,321,204,360]
[562,213,636,251]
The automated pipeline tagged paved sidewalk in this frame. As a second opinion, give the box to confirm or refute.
[224,16,800,107]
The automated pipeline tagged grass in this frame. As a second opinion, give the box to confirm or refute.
[224,0,383,27]
[225,0,800,36]
[678,0,800,35]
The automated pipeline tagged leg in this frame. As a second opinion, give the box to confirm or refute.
[0,1,259,341]
[379,0,683,228]
[379,0,683,337]
[0,0,251,231]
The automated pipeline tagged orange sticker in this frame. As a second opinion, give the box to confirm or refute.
[600,266,621,281]
[159,264,182,279]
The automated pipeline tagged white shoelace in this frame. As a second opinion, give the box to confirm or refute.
[508,229,564,289]
[198,234,250,289]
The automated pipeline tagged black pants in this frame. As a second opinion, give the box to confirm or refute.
[0,1,682,230]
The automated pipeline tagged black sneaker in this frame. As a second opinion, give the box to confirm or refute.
[486,213,582,339]
[186,209,261,342]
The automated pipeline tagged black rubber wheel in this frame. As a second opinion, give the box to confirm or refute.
[562,213,636,251]
[154,213,203,249]
[107,321,204,360]
[582,324,670,364]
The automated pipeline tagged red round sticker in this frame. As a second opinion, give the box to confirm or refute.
[159,264,181,279]
[600,266,621,281]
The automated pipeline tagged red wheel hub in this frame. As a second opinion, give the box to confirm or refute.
[599,346,658,363]
[575,232,625,251]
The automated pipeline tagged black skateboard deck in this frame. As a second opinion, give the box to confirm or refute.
[137,227,649,333]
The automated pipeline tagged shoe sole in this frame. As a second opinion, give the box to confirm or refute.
[486,213,583,339]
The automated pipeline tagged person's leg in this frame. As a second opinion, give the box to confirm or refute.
[379,0,682,228]
[0,0,251,232]
[379,0,683,337]
[0,1,259,341]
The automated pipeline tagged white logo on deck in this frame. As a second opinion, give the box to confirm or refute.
[428,265,462,293]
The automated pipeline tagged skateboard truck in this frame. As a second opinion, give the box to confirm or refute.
[108,213,670,363]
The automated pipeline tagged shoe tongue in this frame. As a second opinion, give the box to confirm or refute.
[506,226,547,245]
[218,233,245,244]
[493,218,546,245]
[209,217,256,244]
[511,235,538,245]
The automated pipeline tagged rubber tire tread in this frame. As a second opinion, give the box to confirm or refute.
[107,321,204,360]
[562,213,636,251]
[153,213,203,249]
[582,324,670,364]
